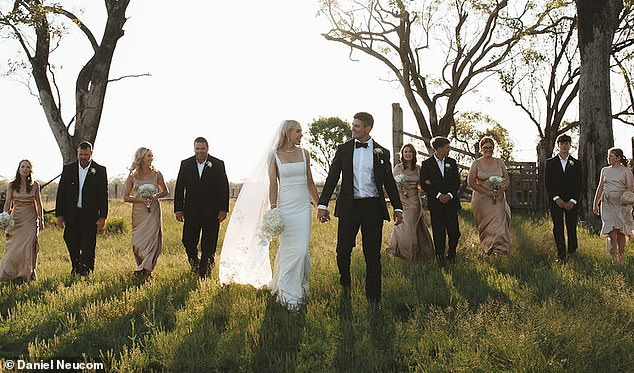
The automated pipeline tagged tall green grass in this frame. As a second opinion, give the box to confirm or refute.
[0,200,632,371]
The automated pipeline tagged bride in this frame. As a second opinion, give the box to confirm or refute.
[220,120,319,310]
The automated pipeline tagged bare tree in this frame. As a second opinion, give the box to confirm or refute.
[575,0,624,227]
[320,0,561,150]
[0,0,138,164]
[611,1,634,126]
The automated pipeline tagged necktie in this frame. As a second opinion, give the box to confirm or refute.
[355,142,368,148]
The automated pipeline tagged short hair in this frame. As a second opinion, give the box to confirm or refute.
[78,141,93,150]
[194,137,208,147]
[479,136,496,148]
[353,112,374,127]
[430,136,450,150]
[556,134,572,144]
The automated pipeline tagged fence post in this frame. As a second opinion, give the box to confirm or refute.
[392,103,403,165]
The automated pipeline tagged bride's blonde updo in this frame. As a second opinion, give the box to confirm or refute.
[130,147,154,175]
[275,120,301,150]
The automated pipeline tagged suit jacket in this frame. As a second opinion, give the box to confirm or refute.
[174,155,230,217]
[545,155,581,204]
[420,156,461,211]
[55,160,108,222]
[317,139,402,220]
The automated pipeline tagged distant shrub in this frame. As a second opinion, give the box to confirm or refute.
[103,217,126,235]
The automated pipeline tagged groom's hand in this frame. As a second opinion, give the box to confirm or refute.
[175,211,184,222]
[317,208,330,223]
[394,211,404,225]
[217,210,227,222]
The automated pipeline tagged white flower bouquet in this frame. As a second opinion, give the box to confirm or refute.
[138,183,159,212]
[262,208,284,236]
[487,176,504,204]
[621,191,634,206]
[394,173,407,188]
[0,212,14,230]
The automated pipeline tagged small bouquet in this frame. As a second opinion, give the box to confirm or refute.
[621,191,634,206]
[487,176,504,204]
[258,208,285,246]
[138,184,159,212]
[394,173,408,196]
[0,212,14,230]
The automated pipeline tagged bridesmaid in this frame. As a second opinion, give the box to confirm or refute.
[467,137,512,259]
[123,147,169,279]
[593,148,634,262]
[0,160,44,283]
[386,144,435,261]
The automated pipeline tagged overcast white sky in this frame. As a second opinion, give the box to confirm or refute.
[1,0,632,183]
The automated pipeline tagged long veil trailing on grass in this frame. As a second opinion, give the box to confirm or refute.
[219,123,283,288]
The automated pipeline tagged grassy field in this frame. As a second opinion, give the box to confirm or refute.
[0,199,633,372]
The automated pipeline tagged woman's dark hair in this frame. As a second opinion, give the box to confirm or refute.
[10,159,33,193]
[608,147,629,167]
[400,144,418,170]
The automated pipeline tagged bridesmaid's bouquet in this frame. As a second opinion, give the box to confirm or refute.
[138,184,159,212]
[0,212,14,230]
[394,174,408,196]
[262,208,284,237]
[621,191,634,206]
[487,176,504,204]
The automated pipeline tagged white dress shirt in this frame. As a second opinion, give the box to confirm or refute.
[353,139,379,199]
[197,161,205,177]
[433,155,453,201]
[77,161,92,208]
[553,154,577,204]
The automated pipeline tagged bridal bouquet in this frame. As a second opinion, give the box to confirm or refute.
[258,208,284,247]
[487,176,504,204]
[138,184,159,212]
[0,212,14,230]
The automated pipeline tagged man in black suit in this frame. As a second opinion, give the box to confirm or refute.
[420,136,461,267]
[545,134,581,264]
[55,141,108,275]
[174,137,229,278]
[317,112,403,305]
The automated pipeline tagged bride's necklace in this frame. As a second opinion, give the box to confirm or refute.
[282,147,297,153]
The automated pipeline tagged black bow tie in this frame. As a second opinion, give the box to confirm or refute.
[355,142,369,149]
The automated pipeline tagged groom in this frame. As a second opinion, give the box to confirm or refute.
[55,141,108,275]
[420,136,461,267]
[317,112,403,306]
[545,134,581,264]
[174,137,230,278]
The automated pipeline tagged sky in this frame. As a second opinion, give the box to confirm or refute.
[1,1,633,183]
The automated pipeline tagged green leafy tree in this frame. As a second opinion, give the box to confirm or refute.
[451,112,514,166]
[308,117,352,178]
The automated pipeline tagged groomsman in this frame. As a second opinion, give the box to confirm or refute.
[420,136,461,267]
[545,134,581,264]
[174,137,229,278]
[56,141,108,275]
[317,112,403,306]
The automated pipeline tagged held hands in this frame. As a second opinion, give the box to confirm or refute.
[317,208,330,223]
[218,210,227,223]
[564,201,575,211]
[438,194,452,204]
[175,211,184,222]
[555,198,566,209]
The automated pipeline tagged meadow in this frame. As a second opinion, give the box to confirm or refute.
[0,199,633,372]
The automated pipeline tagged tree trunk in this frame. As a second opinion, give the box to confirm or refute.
[536,139,549,212]
[575,0,623,229]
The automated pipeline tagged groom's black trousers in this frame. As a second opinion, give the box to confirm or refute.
[549,202,578,259]
[63,207,98,273]
[336,198,383,302]
[429,206,460,261]
[182,211,220,266]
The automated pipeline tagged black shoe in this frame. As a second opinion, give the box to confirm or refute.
[556,257,566,265]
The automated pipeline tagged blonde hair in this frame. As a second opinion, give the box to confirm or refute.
[130,147,154,174]
[275,120,301,150]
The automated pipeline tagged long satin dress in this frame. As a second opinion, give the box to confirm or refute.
[269,150,311,310]
[470,158,512,256]
[386,163,435,261]
[599,166,634,258]
[131,173,163,273]
[0,188,39,282]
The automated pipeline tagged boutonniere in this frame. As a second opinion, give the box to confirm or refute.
[205,160,213,168]
[374,148,383,156]
[90,168,96,175]
[568,160,574,167]
[445,163,451,169]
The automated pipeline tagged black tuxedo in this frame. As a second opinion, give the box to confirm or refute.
[55,160,108,274]
[318,139,402,302]
[545,155,581,259]
[174,155,229,274]
[420,156,461,264]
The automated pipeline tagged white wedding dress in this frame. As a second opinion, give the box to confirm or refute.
[269,150,312,309]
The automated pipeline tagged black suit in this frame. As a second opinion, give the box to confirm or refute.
[545,155,581,259]
[420,156,461,264]
[174,155,229,273]
[318,139,402,302]
[55,160,108,274]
